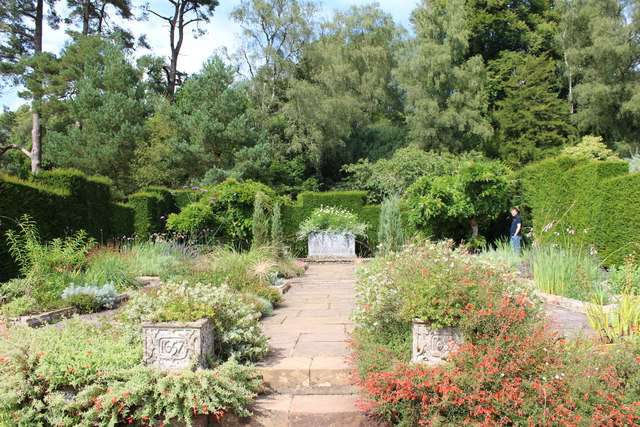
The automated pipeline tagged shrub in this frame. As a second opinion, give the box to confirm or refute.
[117,281,269,362]
[271,201,283,248]
[251,191,270,248]
[0,320,262,425]
[63,294,102,314]
[608,254,640,295]
[377,196,404,256]
[530,244,605,301]
[351,240,640,426]
[61,282,118,310]
[297,206,368,239]
[84,246,137,291]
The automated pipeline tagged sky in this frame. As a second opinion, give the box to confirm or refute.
[0,0,417,111]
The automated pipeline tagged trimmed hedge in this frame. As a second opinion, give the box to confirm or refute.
[0,171,179,281]
[517,157,633,265]
[282,191,381,255]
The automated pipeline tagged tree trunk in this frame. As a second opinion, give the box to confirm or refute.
[31,112,42,173]
[83,0,90,36]
[31,0,44,174]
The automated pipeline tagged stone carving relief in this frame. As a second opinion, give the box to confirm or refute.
[412,320,463,365]
[142,319,214,371]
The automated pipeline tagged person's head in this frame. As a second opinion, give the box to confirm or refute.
[511,207,519,217]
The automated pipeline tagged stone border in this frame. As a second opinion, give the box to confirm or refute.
[535,290,617,314]
[10,276,161,327]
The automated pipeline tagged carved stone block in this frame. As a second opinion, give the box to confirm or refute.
[308,233,355,258]
[412,319,463,365]
[142,319,214,371]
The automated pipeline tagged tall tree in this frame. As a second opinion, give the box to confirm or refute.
[284,4,403,176]
[398,0,492,153]
[146,0,218,100]
[558,0,640,145]
[65,0,133,36]
[464,0,558,62]
[132,56,260,188]
[230,0,318,113]
[45,38,149,193]
[492,54,574,167]
[0,0,59,173]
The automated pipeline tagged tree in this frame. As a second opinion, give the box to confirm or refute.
[465,0,558,62]
[398,0,492,153]
[341,146,457,203]
[406,155,512,241]
[492,55,574,167]
[45,38,148,193]
[0,0,59,173]
[146,0,218,100]
[230,0,318,113]
[132,56,259,188]
[65,0,133,37]
[284,4,403,176]
[562,0,640,145]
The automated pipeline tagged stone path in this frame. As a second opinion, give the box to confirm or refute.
[226,262,387,426]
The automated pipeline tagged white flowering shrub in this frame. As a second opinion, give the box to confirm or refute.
[297,205,368,238]
[61,282,118,309]
[117,281,269,362]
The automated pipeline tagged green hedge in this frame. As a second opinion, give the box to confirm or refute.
[517,157,632,265]
[282,191,381,255]
[0,172,179,281]
[594,172,640,265]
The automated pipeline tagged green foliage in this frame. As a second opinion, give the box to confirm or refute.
[562,135,621,161]
[341,147,457,204]
[297,206,368,238]
[61,282,117,311]
[5,214,96,301]
[398,0,492,152]
[46,38,149,194]
[406,156,512,240]
[118,280,270,362]
[188,247,288,305]
[63,293,102,314]
[283,4,403,174]
[281,190,380,254]
[492,54,574,167]
[377,196,404,256]
[465,0,558,62]
[251,191,270,248]
[0,321,262,425]
[84,248,137,291]
[271,201,283,247]
[530,244,605,301]
[608,254,640,295]
[166,179,275,244]
[517,156,631,265]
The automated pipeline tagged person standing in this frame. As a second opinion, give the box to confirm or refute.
[510,207,522,255]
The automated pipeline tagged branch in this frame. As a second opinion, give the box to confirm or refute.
[146,9,172,22]
[0,144,32,158]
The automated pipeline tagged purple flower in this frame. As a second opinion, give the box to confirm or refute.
[209,197,217,200]
[191,186,200,190]
[182,185,188,189]
[160,215,166,219]
[221,217,226,221]
[203,189,208,192]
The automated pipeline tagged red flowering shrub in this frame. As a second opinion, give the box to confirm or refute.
[352,240,640,425]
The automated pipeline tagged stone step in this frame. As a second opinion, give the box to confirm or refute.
[218,394,389,427]
[257,356,354,395]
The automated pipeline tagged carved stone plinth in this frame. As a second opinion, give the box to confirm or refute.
[308,233,355,258]
[412,319,463,365]
[142,319,214,371]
